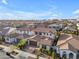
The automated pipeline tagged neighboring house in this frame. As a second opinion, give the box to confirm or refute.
[32,28,56,39]
[1,27,17,43]
[48,23,64,31]
[16,34,33,41]
[27,35,54,51]
[56,33,79,59]
[16,27,34,35]
[4,33,33,44]
[76,23,79,30]
[63,26,77,34]
[35,23,48,28]
[1,27,34,44]
[27,23,37,28]
[4,34,18,44]
[2,27,16,35]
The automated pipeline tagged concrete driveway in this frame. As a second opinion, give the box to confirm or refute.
[0,45,47,59]
[0,50,13,59]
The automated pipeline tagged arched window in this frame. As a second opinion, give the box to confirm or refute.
[77,51,79,59]
[69,53,74,59]
[62,51,66,59]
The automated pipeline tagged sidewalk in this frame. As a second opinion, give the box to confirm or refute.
[0,45,47,59]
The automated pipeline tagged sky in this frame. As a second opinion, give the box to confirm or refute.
[0,0,79,20]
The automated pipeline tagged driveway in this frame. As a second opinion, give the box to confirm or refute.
[0,50,13,59]
[0,45,47,59]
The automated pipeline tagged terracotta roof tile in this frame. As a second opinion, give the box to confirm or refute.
[29,35,54,46]
[33,28,56,33]
[57,34,79,52]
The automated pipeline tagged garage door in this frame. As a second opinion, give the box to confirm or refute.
[30,41,37,46]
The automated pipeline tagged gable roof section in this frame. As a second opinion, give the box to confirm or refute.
[57,34,79,52]
[33,28,56,34]
[29,35,54,46]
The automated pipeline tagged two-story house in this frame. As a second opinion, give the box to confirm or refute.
[1,27,17,43]
[56,33,79,59]
[48,23,64,31]
[16,27,34,35]
[27,35,54,51]
[32,28,57,39]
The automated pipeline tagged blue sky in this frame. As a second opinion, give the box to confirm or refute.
[0,0,79,20]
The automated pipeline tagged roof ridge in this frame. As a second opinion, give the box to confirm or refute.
[58,35,73,46]
[26,35,36,39]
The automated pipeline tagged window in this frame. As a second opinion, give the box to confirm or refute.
[7,38,9,41]
[35,32,38,35]
[49,26,51,28]
[69,53,74,59]
[53,26,56,28]
[47,33,48,35]
[77,51,79,59]
[62,51,66,59]
[42,45,46,49]
[50,34,52,36]
[39,32,42,35]
[43,32,45,35]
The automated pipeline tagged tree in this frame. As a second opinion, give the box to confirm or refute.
[0,35,5,44]
[52,51,55,59]
[51,49,61,59]
[0,36,2,43]
[36,54,40,59]
[17,40,27,49]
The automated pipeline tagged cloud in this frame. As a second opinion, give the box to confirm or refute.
[73,9,79,14]
[0,0,62,20]
[0,3,62,20]
[1,0,8,5]
[0,10,62,20]
[72,9,79,21]
[0,7,62,20]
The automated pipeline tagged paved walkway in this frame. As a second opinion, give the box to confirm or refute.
[0,45,47,59]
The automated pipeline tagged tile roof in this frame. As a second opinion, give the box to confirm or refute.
[29,35,54,46]
[16,27,34,31]
[16,34,32,39]
[57,33,79,52]
[33,28,56,33]
[63,26,77,31]
[1,28,10,35]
